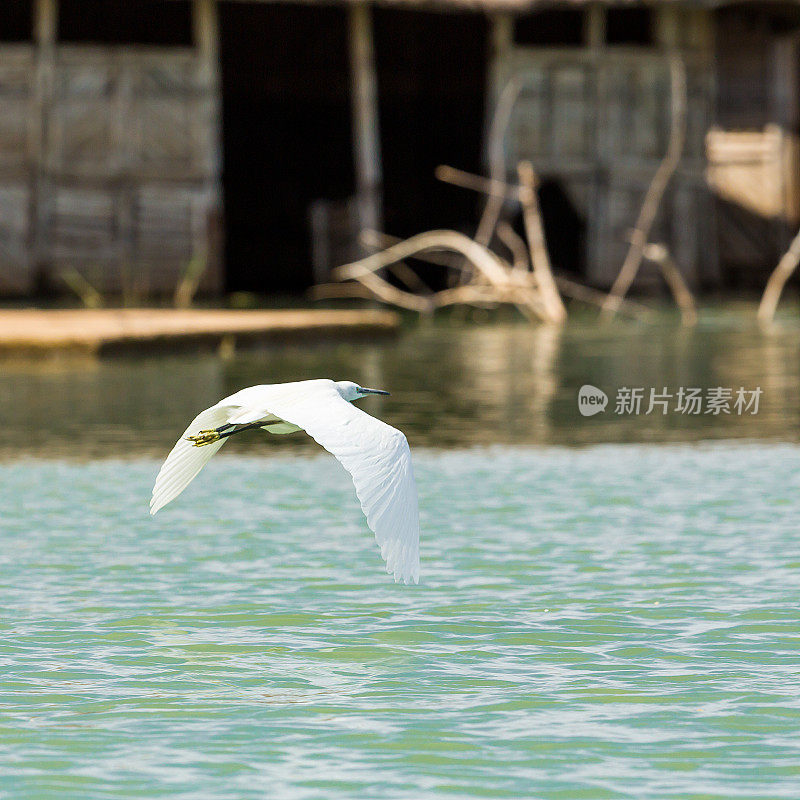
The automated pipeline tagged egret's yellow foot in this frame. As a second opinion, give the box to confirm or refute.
[187,429,221,447]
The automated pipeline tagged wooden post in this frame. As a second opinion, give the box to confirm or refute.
[655,5,681,50]
[348,2,382,244]
[584,4,606,49]
[192,0,222,296]
[32,0,58,279]
[488,13,514,117]
[475,13,515,249]
[758,227,800,326]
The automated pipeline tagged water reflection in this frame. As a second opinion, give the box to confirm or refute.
[0,312,798,459]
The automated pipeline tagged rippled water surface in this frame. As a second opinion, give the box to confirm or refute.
[3,445,800,798]
[2,314,800,797]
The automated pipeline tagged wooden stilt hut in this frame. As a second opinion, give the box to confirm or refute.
[0,0,798,297]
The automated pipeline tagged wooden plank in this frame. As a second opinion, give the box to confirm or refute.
[0,309,400,358]
[0,46,36,178]
[0,183,33,293]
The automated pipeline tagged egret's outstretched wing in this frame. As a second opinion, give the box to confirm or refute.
[262,384,420,584]
[150,404,231,515]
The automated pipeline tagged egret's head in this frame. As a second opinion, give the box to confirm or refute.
[335,381,390,402]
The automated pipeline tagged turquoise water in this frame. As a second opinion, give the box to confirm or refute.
[3,444,800,798]
[2,315,800,797]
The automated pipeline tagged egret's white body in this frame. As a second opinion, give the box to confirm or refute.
[150,380,420,584]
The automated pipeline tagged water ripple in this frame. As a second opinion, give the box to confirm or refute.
[2,443,800,798]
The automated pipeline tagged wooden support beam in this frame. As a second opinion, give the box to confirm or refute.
[32,0,58,273]
[34,0,57,48]
[192,0,221,176]
[488,12,514,112]
[348,3,382,243]
[435,164,521,202]
[584,4,606,49]
[193,0,219,69]
[191,0,222,299]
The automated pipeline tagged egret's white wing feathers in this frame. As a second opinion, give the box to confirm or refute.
[259,384,420,585]
[149,404,231,515]
[149,380,420,584]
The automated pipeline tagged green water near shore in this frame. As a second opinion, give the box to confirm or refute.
[1,310,798,457]
[2,312,800,798]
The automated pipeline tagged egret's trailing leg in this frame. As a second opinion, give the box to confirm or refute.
[187,421,263,447]
[188,429,221,447]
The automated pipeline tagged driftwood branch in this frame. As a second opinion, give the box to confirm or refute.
[517,161,567,323]
[496,221,530,273]
[312,281,500,312]
[325,270,433,313]
[310,282,386,302]
[333,229,548,321]
[757,226,800,325]
[642,243,698,326]
[360,229,466,271]
[556,276,652,320]
[385,260,433,295]
[602,55,687,319]
[335,230,513,290]
[315,276,543,315]
[476,75,523,246]
[436,164,521,202]
[174,251,207,309]
[433,165,648,318]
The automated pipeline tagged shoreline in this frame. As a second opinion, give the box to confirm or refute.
[0,308,400,358]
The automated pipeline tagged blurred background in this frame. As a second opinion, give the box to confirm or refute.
[1,0,800,299]
[0,0,799,455]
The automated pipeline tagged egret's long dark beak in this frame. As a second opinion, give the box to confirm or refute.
[362,388,390,396]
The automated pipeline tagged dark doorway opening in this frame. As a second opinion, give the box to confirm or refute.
[606,7,653,46]
[515,9,584,46]
[59,0,192,45]
[0,0,32,41]
[374,8,488,289]
[219,2,354,294]
[537,180,586,277]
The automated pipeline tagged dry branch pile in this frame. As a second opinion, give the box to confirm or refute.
[314,159,654,324]
[315,55,698,326]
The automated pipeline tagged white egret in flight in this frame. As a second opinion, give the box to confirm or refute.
[150,380,420,584]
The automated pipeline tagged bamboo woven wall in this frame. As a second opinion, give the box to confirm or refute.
[0,43,221,297]
[499,46,716,289]
[0,45,36,294]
